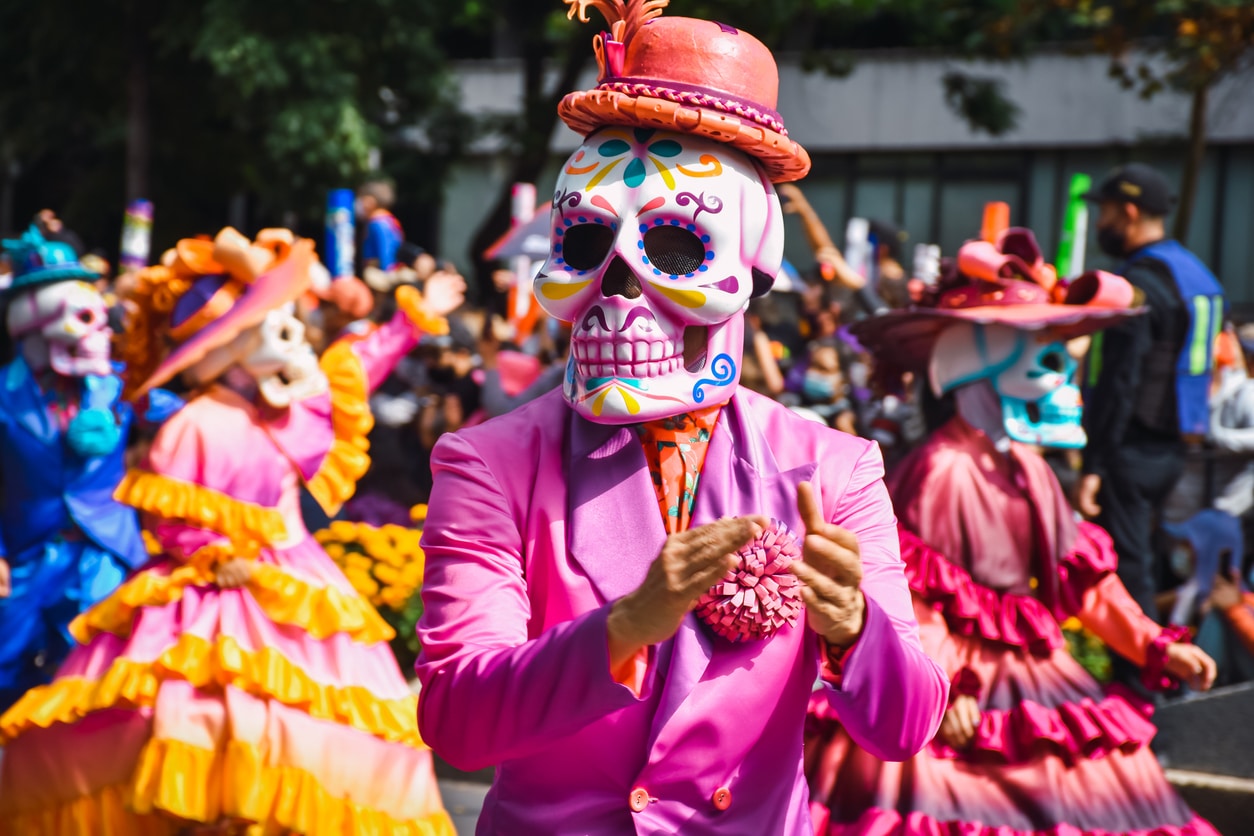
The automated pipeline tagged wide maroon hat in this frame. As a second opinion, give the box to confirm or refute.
[850,228,1145,371]
[558,0,810,183]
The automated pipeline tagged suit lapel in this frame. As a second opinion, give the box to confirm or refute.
[566,410,667,603]
[647,396,812,747]
[649,392,817,745]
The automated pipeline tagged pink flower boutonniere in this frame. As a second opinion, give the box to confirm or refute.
[696,520,804,642]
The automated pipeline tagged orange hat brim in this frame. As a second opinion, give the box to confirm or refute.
[848,303,1145,373]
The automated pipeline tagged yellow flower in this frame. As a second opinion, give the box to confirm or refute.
[323,543,347,561]
[1060,617,1083,632]
[400,561,425,587]
[380,587,410,611]
[410,504,428,523]
[329,520,358,541]
[346,553,373,573]
[378,546,407,568]
[343,568,376,598]
[375,564,401,586]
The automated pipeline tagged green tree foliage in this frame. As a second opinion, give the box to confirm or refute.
[0,0,461,251]
[994,0,1254,239]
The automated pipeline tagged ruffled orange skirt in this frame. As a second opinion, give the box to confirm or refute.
[0,538,453,836]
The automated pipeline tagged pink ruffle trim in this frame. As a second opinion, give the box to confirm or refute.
[1142,625,1192,693]
[808,687,1155,767]
[1056,523,1119,614]
[899,524,1115,657]
[813,806,1220,836]
[928,692,1156,766]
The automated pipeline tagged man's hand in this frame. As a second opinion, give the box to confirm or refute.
[1164,642,1217,692]
[214,558,253,590]
[789,482,866,648]
[1077,473,1102,518]
[0,558,10,598]
[423,270,468,318]
[607,516,767,667]
[938,695,981,749]
[1209,569,1244,612]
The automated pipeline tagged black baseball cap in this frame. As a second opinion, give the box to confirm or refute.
[868,219,907,260]
[1084,163,1176,216]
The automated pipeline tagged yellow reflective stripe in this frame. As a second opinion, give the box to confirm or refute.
[1190,295,1212,375]
[1087,330,1104,387]
[1210,295,1224,360]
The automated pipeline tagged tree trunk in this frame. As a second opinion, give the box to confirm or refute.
[1173,83,1208,243]
[124,24,150,203]
[467,29,589,307]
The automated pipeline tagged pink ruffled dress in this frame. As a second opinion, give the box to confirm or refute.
[0,311,453,835]
[805,417,1217,836]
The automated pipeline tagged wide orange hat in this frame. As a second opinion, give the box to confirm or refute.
[121,228,314,399]
[558,0,810,183]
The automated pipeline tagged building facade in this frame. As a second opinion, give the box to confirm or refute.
[437,50,1254,309]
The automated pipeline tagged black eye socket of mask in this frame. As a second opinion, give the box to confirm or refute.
[643,226,706,276]
[562,224,616,271]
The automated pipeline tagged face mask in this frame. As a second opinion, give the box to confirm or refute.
[803,370,839,402]
[1096,225,1128,259]
[1170,544,1195,580]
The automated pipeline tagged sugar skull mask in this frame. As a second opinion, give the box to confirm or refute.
[6,280,112,378]
[930,322,1085,448]
[534,128,783,423]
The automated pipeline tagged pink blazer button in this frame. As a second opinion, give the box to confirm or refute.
[712,787,732,811]
[629,788,650,813]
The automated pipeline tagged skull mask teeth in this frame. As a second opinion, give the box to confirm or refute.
[532,128,783,424]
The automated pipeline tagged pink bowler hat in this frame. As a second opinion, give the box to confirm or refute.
[850,227,1144,371]
[558,0,810,183]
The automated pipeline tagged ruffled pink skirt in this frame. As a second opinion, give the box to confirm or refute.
[806,598,1218,836]
[0,537,453,836]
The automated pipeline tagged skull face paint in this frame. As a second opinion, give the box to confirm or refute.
[240,306,327,409]
[534,128,783,423]
[930,322,1086,448]
[6,281,112,378]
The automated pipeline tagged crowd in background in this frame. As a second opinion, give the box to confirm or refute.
[5,171,1254,697]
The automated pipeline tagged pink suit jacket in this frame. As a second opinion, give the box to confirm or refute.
[416,388,947,835]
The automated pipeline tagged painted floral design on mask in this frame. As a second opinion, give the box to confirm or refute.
[536,128,783,423]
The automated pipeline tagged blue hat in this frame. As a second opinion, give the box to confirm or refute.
[2,226,99,294]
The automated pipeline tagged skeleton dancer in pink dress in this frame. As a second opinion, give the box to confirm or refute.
[806,229,1219,836]
[0,228,460,835]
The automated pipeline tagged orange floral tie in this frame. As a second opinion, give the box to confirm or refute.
[635,405,724,536]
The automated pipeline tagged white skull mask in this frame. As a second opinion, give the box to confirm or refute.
[534,128,783,423]
[930,322,1085,448]
[240,306,327,409]
[7,281,111,378]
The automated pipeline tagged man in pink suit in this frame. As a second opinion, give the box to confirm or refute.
[415,3,948,832]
